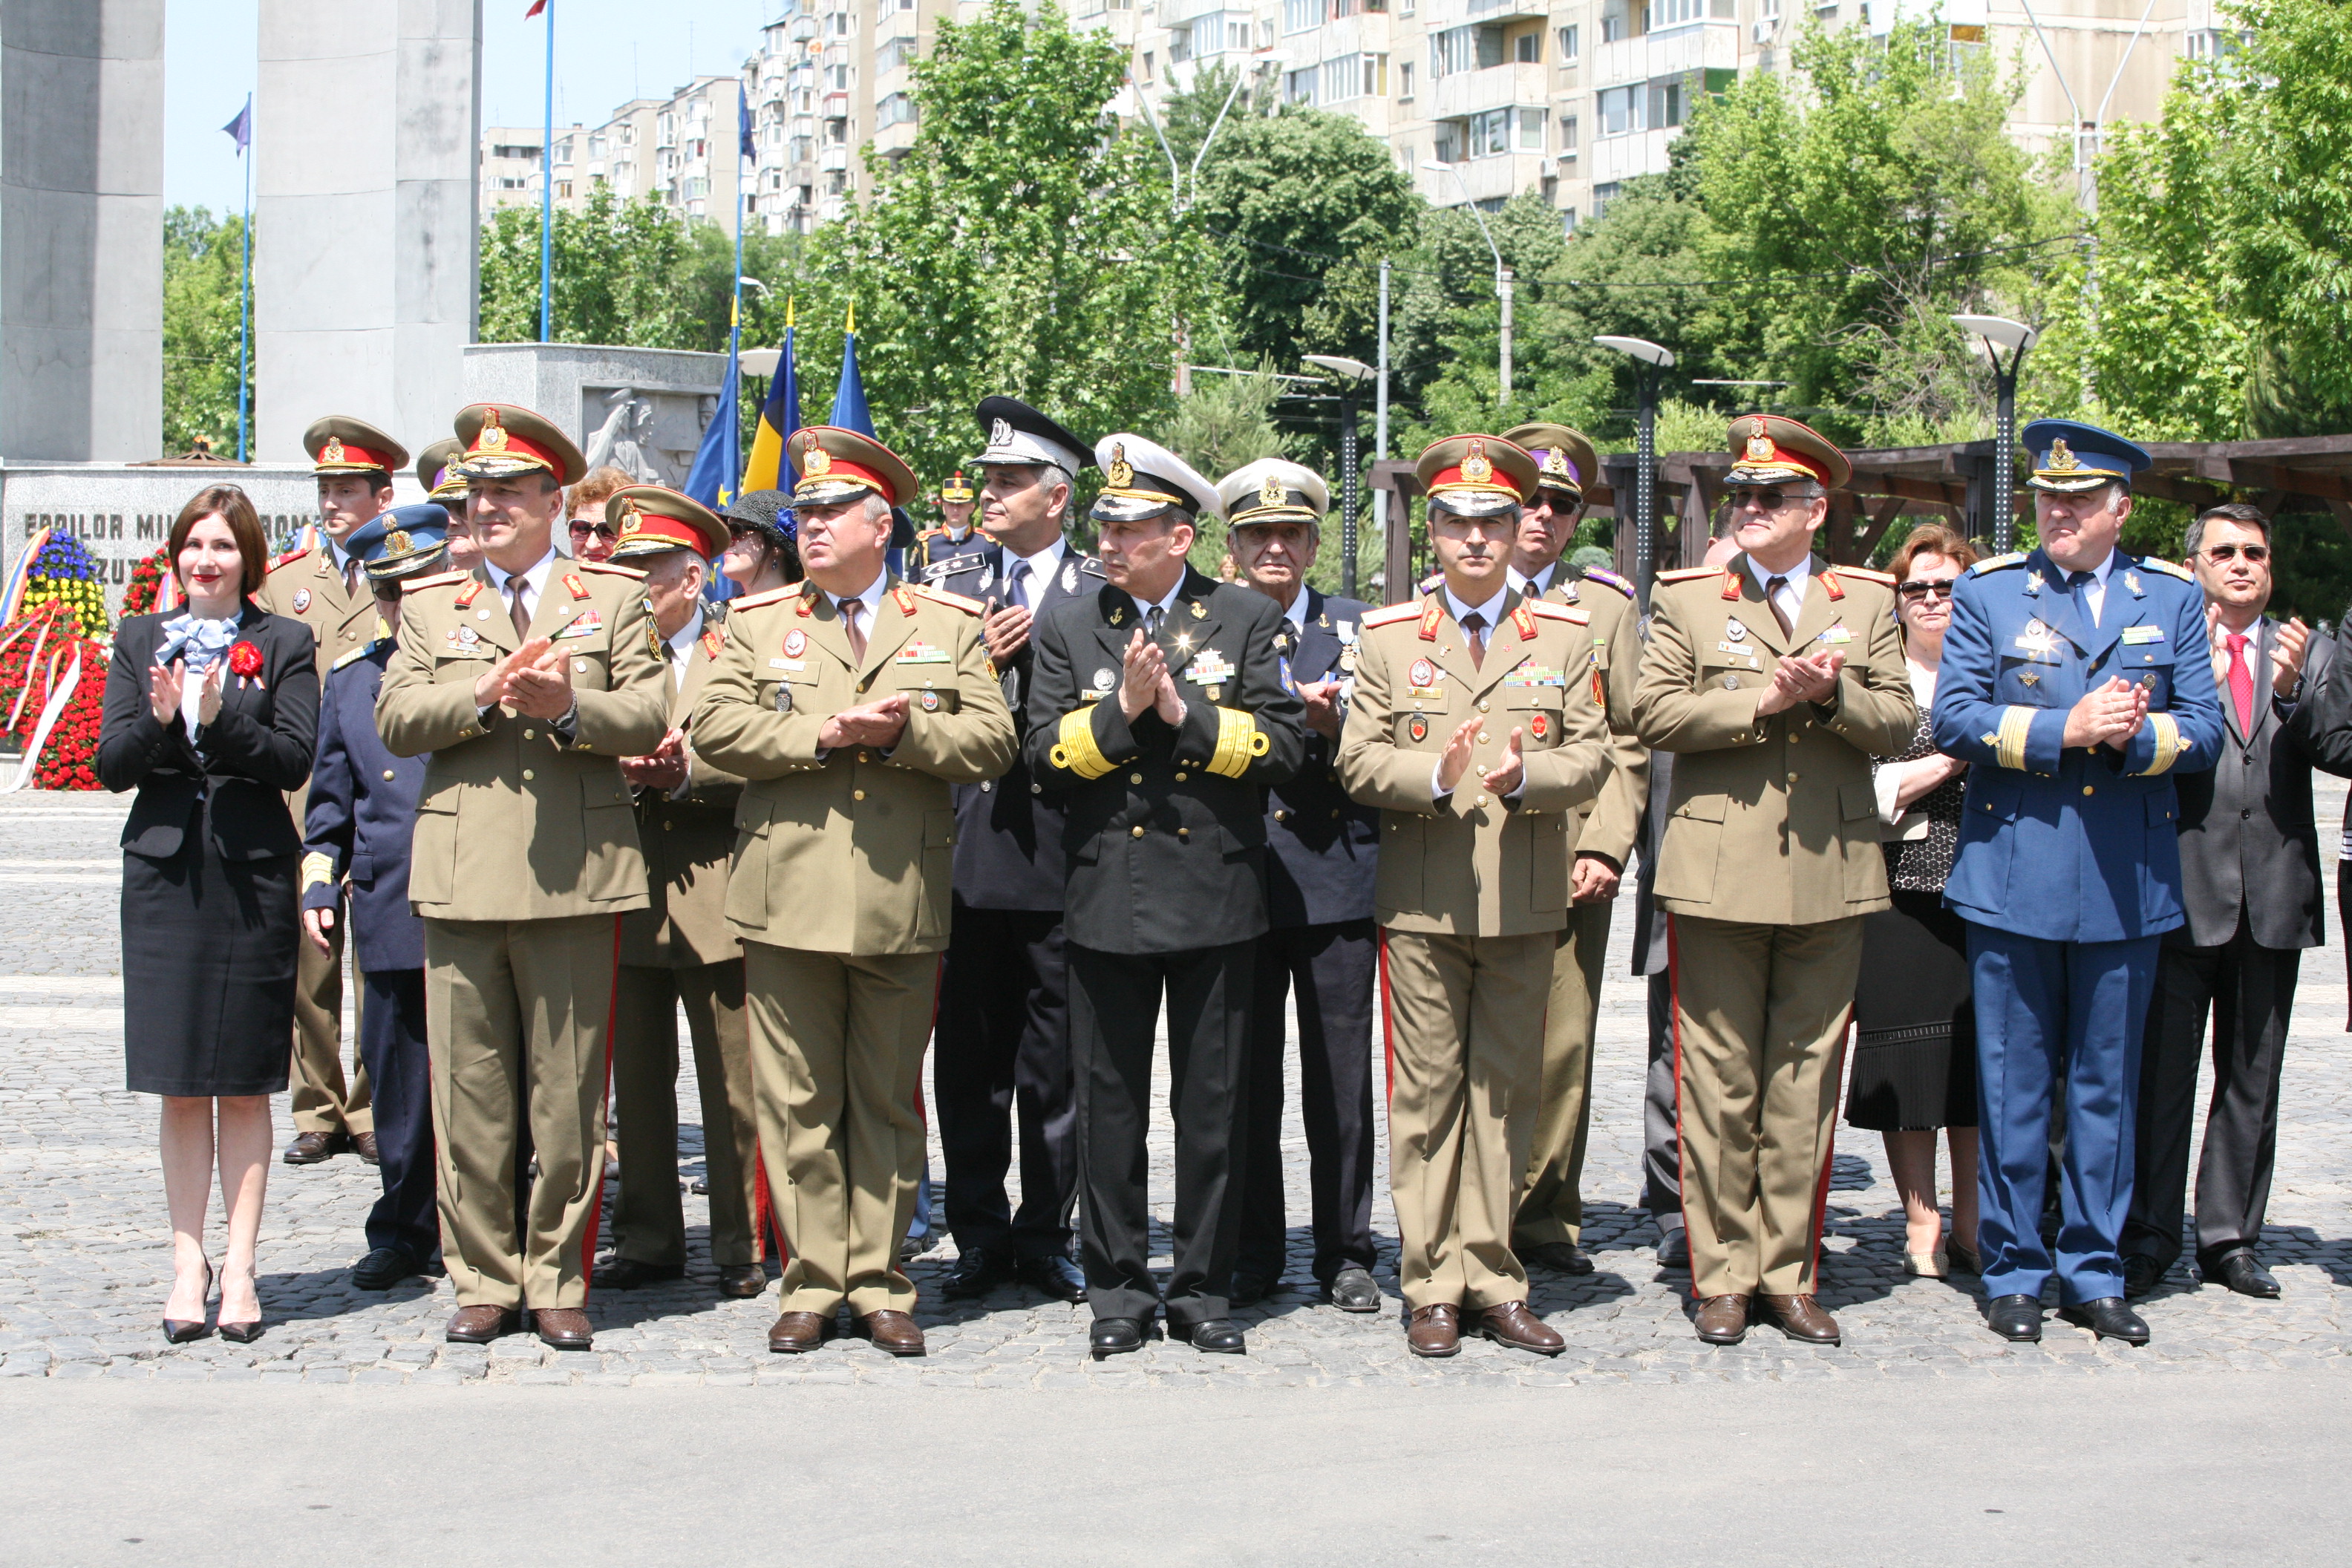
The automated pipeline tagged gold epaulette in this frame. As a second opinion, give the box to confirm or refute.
[1048,705,1115,780]
[400,569,468,593]
[1655,565,1720,583]
[1526,601,1589,624]
[912,584,985,615]
[731,584,798,610]
[1835,565,1897,585]
[580,560,647,579]
[1970,553,2027,576]
[1360,602,1422,628]
[2140,556,2196,581]
[1206,708,1271,779]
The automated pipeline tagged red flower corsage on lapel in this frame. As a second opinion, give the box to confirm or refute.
[227,641,264,679]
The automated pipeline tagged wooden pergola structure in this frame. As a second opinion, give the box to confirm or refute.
[1371,434,2352,604]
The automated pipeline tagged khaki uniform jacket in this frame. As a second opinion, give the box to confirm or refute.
[1630,553,1915,924]
[1538,569,1647,870]
[1337,589,1613,937]
[257,541,382,679]
[691,578,1016,958]
[621,605,745,968]
[376,558,672,919]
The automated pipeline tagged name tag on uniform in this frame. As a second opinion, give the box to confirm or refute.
[1186,650,1236,684]
[1816,625,1852,645]
[2121,624,2166,644]
[555,610,604,639]
[895,639,951,664]
[770,657,806,671]
[443,630,489,656]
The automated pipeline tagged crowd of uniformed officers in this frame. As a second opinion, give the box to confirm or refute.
[112,387,2342,1360]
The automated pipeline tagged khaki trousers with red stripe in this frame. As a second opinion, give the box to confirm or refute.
[1382,929,1552,1312]
[1669,913,1860,1300]
[744,944,936,1316]
[425,915,621,1311]
[1512,899,1613,1250]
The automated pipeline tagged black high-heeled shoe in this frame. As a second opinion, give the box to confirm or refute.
[217,1266,264,1343]
[163,1257,214,1344]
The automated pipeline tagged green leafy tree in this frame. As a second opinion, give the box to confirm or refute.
[480,187,705,349]
[161,206,252,457]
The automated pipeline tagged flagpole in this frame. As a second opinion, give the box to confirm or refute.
[539,0,555,342]
[236,95,252,465]
[728,78,747,500]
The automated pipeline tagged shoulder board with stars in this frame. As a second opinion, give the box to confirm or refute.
[912,584,986,615]
[1526,600,1590,625]
[1580,566,1636,598]
[579,560,647,580]
[1834,565,1897,586]
[2139,555,2196,582]
[1360,601,1422,629]
[400,568,469,595]
[267,545,319,575]
[731,585,799,610]
[1655,565,1721,584]
[1969,553,2028,576]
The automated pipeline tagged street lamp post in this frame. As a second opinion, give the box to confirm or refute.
[1420,162,1512,405]
[1594,336,1676,612]
[1304,354,1377,598]
[1951,315,2039,555]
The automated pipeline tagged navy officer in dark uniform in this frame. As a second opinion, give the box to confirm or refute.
[1930,419,2225,1345]
[1216,457,1383,1314]
[301,504,451,1290]
[928,397,1099,1302]
[1028,433,1304,1357]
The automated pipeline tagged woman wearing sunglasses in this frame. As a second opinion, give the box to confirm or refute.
[1850,524,1982,1278]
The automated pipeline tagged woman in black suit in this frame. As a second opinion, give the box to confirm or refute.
[99,484,318,1344]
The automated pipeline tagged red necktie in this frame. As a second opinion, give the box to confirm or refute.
[2225,632,2253,733]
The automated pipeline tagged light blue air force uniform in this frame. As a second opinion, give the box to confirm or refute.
[1931,546,2224,1304]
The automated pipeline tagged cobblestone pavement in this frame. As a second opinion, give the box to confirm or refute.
[4,786,2349,1389]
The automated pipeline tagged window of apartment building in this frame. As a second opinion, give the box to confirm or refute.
[878,92,915,126]
[1517,107,1545,149]
[794,88,814,113]
[1598,82,1642,134]
[491,143,541,161]
[1593,180,1621,217]
[1557,23,1579,59]
[1515,31,1539,62]
[826,11,852,33]
[1466,108,1509,157]
[825,117,848,143]
[1399,0,1414,14]
[1143,50,1155,81]
[685,177,710,200]
[589,132,607,157]
[1366,53,1388,94]
[1169,25,1192,62]
[1429,23,1504,78]
[827,171,848,194]
[1398,61,1414,98]
[1284,0,1319,33]
[826,64,852,90]
[1653,79,1683,125]
[1286,65,1319,103]
[877,37,913,73]
[1601,0,1630,41]
[1647,0,1703,27]
[1558,113,1578,150]
[555,137,573,165]
[1431,122,1457,162]
[1321,58,1356,101]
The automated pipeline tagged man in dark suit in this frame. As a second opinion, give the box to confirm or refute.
[1217,458,1382,1314]
[926,397,1099,1304]
[299,505,448,1290]
[1028,434,1304,1357]
[2124,502,2333,1300]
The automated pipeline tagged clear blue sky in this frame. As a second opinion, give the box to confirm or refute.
[163,0,782,216]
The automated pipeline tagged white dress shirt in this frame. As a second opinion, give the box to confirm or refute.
[1507,563,1559,601]
[1745,554,1812,632]
[484,546,560,630]
[664,607,705,695]
[1131,575,1187,629]
[829,568,890,641]
[1005,539,1067,610]
[2067,549,2120,628]
[1431,583,1511,801]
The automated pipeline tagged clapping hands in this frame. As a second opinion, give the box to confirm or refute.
[473,636,576,722]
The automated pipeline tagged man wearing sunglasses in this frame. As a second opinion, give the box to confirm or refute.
[2123,503,2335,1304]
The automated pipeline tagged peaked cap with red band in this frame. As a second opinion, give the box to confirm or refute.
[304,415,408,477]
[605,485,731,560]
[1723,414,1852,490]
[1415,434,1540,518]
[791,425,918,509]
[451,402,589,486]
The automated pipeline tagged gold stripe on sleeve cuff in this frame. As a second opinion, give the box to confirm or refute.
[1206,707,1271,780]
[301,851,336,895]
[1995,705,2034,772]
[1048,705,1116,780]
[2140,711,2184,775]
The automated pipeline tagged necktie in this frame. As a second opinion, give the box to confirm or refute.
[2225,631,2254,733]
[344,555,362,600]
[1006,559,1031,611]
[1460,610,1487,670]
[1764,577,1794,639]
[508,577,532,642]
[2068,569,2098,628]
[841,597,866,664]
[1146,604,1165,640]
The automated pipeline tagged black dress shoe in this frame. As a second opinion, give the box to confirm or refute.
[2209,1250,2281,1298]
[942,1248,1015,1300]
[715,1264,768,1298]
[1013,1253,1085,1302]
[351,1246,425,1291]
[1171,1318,1247,1354]
[1521,1241,1595,1275]
[592,1255,685,1290]
[1656,1227,1690,1269]
[2122,1253,2165,1299]
[1229,1272,1274,1307]
[1325,1267,1382,1313]
[1089,1317,1147,1358]
[1985,1294,2043,1342]
[2059,1297,2149,1345]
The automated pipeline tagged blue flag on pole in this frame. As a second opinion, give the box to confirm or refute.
[830,304,872,436]
[684,336,741,510]
[222,100,252,151]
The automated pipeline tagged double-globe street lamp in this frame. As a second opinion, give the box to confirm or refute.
[1594,335,1676,611]
[1951,314,2039,555]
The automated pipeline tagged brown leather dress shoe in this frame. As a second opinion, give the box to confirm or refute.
[855,1310,926,1356]
[1406,1303,1462,1358]
[282,1131,342,1165]
[716,1264,767,1298]
[352,1131,381,1165]
[1478,1301,1566,1355]
[445,1304,520,1344]
[531,1307,594,1350]
[1693,1293,1751,1345]
[768,1311,829,1353]
[1757,1293,1840,1345]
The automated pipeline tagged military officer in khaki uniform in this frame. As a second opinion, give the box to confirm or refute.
[376,403,671,1351]
[1497,421,1648,1276]
[1336,435,1613,1359]
[1632,414,1915,1348]
[587,488,768,1301]
[263,415,409,1166]
[692,426,1015,1358]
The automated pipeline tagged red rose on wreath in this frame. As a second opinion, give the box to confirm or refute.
[228,641,264,679]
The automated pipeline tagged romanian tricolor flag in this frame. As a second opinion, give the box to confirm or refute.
[740,298,802,498]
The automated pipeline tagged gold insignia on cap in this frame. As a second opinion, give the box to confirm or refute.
[1108,442,1134,489]
[2048,438,2080,471]
[1462,440,1492,484]
[1260,472,1285,509]
[1745,431,1777,463]
[478,410,509,450]
[385,529,411,555]
[1541,449,1571,478]
[324,437,347,464]
[619,505,642,537]
[801,434,833,476]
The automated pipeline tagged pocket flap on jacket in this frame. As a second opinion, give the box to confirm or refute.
[734,794,771,835]
[1840,781,1878,821]
[580,769,628,809]
[2146,793,2177,826]
[1672,794,1725,823]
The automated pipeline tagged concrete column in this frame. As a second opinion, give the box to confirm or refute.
[0,0,166,462]
[255,0,481,463]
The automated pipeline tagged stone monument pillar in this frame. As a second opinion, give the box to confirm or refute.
[254,0,481,463]
[0,0,166,462]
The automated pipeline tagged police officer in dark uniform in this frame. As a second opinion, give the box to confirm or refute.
[299,504,451,1290]
[1028,434,1305,1357]
[928,398,1099,1302]
[1215,457,1383,1314]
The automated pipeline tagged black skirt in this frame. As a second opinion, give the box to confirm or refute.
[121,811,298,1098]
[1847,889,1978,1131]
